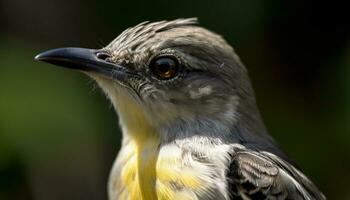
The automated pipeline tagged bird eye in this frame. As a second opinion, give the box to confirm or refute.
[150,56,179,80]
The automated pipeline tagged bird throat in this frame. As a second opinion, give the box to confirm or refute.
[112,88,160,200]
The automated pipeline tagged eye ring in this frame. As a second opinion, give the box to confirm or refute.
[149,55,180,80]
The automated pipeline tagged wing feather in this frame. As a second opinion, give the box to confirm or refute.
[228,148,325,200]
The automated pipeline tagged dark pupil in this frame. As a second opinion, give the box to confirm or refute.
[158,62,171,73]
[153,57,177,78]
[156,58,174,71]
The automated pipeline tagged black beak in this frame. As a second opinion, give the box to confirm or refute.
[35,47,128,78]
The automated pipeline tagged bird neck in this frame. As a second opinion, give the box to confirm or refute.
[111,88,160,200]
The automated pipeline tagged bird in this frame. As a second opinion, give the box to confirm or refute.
[35,18,325,200]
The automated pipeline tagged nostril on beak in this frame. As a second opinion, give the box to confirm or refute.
[96,51,110,61]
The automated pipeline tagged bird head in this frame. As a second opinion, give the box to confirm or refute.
[35,18,264,141]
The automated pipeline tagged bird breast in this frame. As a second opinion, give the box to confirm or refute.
[108,136,233,200]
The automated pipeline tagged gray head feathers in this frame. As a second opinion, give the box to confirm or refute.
[97,19,272,146]
[107,18,199,52]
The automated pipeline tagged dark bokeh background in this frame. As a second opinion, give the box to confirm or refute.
[0,0,349,199]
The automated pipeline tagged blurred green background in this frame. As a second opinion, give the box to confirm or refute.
[0,0,349,199]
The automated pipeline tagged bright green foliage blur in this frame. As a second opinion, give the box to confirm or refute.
[0,0,349,199]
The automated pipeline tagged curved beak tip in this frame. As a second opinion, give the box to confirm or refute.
[34,53,43,61]
[34,49,62,62]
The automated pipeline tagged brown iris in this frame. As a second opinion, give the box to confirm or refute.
[150,56,179,79]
